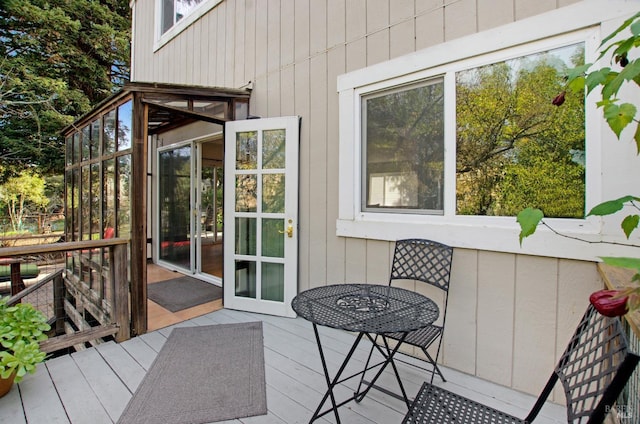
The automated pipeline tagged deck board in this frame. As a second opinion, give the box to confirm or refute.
[46,355,113,424]
[94,342,147,393]
[0,308,567,423]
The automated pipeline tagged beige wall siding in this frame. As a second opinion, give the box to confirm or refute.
[132,0,606,396]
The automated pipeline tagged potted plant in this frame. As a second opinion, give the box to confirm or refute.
[0,296,50,397]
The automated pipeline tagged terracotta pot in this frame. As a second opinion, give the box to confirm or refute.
[0,371,16,398]
[589,289,629,317]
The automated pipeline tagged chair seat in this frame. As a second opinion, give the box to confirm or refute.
[386,324,442,348]
[403,382,525,424]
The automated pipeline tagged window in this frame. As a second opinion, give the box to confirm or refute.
[363,79,445,214]
[335,4,632,259]
[455,44,585,218]
[156,0,223,48]
[161,0,206,35]
[358,43,585,219]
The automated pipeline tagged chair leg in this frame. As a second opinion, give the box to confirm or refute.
[422,348,446,383]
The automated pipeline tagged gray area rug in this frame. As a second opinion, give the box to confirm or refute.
[117,322,267,424]
[148,276,222,312]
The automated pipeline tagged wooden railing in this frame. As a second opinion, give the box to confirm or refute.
[1,238,131,354]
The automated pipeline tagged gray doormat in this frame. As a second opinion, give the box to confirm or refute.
[117,322,267,424]
[148,276,222,312]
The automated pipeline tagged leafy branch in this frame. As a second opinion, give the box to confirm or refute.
[517,12,640,313]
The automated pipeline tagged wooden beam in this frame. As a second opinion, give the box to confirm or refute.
[0,238,129,258]
[141,99,229,125]
[130,94,147,336]
[40,324,119,353]
[113,244,130,342]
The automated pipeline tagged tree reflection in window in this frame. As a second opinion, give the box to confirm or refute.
[456,43,585,217]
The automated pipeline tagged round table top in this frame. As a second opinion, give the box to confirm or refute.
[291,283,439,334]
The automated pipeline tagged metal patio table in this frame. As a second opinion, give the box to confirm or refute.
[291,283,439,424]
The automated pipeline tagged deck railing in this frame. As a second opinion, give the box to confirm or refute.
[0,238,131,354]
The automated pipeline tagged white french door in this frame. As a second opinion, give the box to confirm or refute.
[223,116,300,317]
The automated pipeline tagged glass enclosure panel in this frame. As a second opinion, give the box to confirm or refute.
[262,129,286,169]
[90,119,100,159]
[117,101,132,151]
[103,159,115,235]
[116,155,131,236]
[363,78,445,213]
[235,217,256,255]
[235,101,248,120]
[261,263,284,302]
[235,175,257,212]
[236,131,257,169]
[81,166,90,240]
[455,43,585,218]
[235,260,256,298]
[90,163,101,240]
[158,147,191,268]
[72,169,79,241]
[262,219,284,258]
[65,170,75,238]
[66,136,73,166]
[81,125,90,161]
[262,174,285,213]
[103,110,116,154]
[73,133,80,164]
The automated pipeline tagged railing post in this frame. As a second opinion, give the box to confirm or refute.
[53,271,65,336]
[112,243,130,342]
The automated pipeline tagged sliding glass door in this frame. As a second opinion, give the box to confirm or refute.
[158,145,193,271]
[157,140,224,282]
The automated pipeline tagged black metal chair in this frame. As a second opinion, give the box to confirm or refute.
[358,239,454,391]
[403,303,640,424]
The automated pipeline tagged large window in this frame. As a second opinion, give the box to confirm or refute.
[335,5,634,259]
[360,44,584,219]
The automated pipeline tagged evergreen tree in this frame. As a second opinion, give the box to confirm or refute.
[0,0,130,177]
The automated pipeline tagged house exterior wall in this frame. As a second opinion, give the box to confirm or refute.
[131,0,635,398]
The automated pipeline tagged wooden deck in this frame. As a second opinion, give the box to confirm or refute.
[0,308,567,424]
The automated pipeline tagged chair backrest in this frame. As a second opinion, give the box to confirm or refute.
[525,304,639,423]
[389,239,453,292]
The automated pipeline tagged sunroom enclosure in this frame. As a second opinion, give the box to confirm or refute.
[62,82,251,335]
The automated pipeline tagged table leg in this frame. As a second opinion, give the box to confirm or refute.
[309,323,365,424]
[354,332,411,407]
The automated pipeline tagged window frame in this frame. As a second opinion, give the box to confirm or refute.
[361,77,446,215]
[154,0,223,51]
[336,5,640,261]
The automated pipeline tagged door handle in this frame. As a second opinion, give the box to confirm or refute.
[278,219,294,238]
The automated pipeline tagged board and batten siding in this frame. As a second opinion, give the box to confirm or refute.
[131,0,608,399]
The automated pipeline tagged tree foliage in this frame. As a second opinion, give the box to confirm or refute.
[0,170,48,232]
[456,46,586,217]
[0,0,130,177]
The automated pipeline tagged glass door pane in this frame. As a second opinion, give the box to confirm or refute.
[158,146,192,271]
[198,161,223,279]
